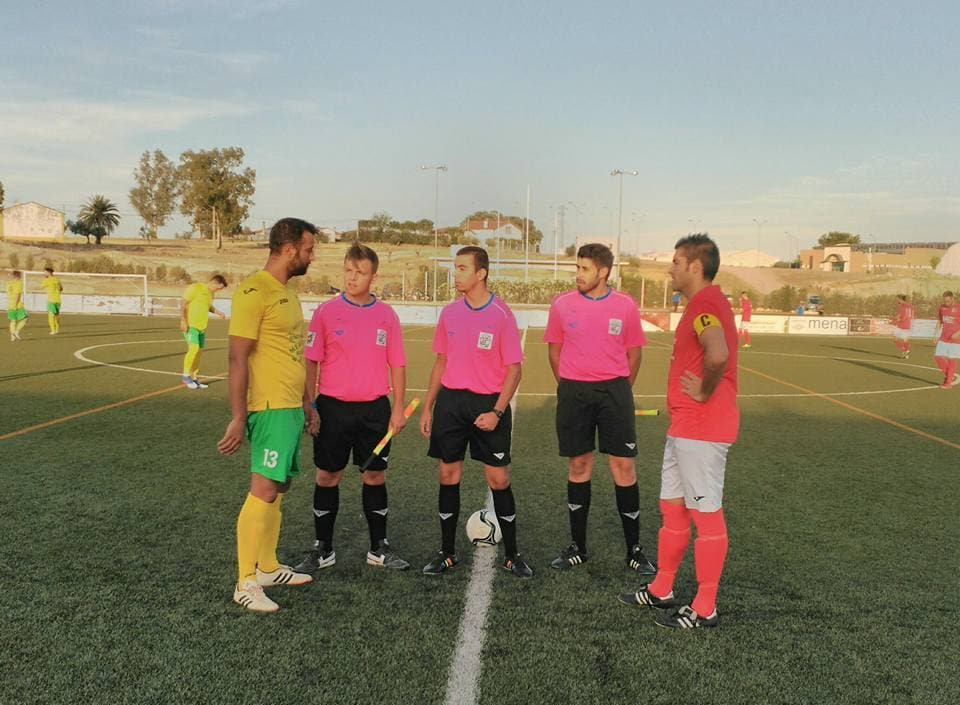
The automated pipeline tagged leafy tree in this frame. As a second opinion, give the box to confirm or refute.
[817,231,861,247]
[177,147,255,240]
[931,256,942,269]
[565,244,576,257]
[129,150,178,239]
[0,181,5,210]
[74,195,121,245]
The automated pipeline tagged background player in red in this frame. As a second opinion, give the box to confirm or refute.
[544,243,655,574]
[619,234,738,629]
[891,294,914,359]
[738,291,752,349]
[419,246,533,577]
[934,291,960,389]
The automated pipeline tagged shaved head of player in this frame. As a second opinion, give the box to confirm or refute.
[544,243,655,574]
[619,233,739,629]
[419,246,533,578]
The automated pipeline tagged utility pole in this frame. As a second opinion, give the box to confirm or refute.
[419,165,447,301]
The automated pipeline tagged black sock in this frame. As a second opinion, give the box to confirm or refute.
[362,483,389,551]
[491,486,518,558]
[313,484,339,549]
[567,480,591,553]
[615,482,640,551]
[439,483,460,555]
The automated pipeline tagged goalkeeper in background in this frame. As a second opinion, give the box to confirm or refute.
[180,274,227,389]
[41,267,63,335]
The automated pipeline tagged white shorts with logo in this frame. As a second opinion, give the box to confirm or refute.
[893,328,910,341]
[935,340,960,359]
[660,435,730,512]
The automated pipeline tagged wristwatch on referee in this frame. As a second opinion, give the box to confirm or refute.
[491,408,504,419]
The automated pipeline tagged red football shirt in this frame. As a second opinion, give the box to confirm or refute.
[896,302,914,331]
[667,285,739,443]
[938,304,960,343]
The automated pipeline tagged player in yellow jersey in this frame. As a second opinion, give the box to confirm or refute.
[7,270,28,341]
[180,274,227,389]
[217,217,319,613]
[41,267,64,335]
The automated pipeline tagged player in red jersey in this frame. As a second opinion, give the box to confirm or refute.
[891,294,914,359]
[934,291,960,389]
[619,234,738,629]
[738,291,752,348]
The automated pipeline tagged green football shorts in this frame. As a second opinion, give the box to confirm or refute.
[47,303,61,315]
[7,308,28,321]
[246,407,305,482]
[183,327,205,347]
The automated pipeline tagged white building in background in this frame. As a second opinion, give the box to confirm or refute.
[935,242,960,277]
[462,217,524,245]
[0,202,65,242]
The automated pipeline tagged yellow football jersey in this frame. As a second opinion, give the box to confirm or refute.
[183,282,214,331]
[6,279,23,309]
[41,276,62,304]
[229,270,305,411]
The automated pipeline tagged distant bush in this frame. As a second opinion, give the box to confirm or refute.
[8,253,19,268]
[25,254,35,271]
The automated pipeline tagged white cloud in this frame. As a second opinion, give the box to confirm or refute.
[0,97,252,145]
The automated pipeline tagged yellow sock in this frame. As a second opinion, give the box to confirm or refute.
[15,319,27,335]
[8,321,14,337]
[48,313,56,333]
[257,493,284,573]
[183,344,200,377]
[53,316,60,333]
[236,493,274,586]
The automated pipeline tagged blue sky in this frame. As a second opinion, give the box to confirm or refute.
[1,0,958,258]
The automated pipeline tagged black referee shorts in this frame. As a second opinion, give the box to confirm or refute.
[428,386,512,467]
[556,377,637,458]
[313,394,391,472]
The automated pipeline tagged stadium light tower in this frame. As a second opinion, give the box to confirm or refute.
[611,169,639,282]
[420,165,447,301]
[752,218,767,267]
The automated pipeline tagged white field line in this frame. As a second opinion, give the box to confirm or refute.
[74,339,942,398]
[443,326,528,705]
[74,339,227,380]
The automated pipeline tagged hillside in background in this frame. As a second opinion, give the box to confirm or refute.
[2,237,956,306]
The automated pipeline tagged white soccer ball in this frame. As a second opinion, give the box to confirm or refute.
[465,509,501,546]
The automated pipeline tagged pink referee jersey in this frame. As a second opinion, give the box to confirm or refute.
[433,294,523,394]
[305,294,406,402]
[543,289,646,381]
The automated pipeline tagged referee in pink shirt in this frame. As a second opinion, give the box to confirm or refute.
[295,243,411,573]
[419,246,533,578]
[544,243,656,575]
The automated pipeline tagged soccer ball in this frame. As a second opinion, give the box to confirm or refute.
[465,509,501,546]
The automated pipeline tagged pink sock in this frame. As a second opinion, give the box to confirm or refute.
[647,501,691,598]
[690,508,729,617]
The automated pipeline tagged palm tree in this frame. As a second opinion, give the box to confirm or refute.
[78,195,120,245]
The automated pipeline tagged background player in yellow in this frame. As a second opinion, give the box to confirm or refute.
[217,217,319,613]
[7,270,28,341]
[41,267,64,335]
[179,274,227,389]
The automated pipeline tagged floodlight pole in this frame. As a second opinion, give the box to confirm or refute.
[752,218,767,267]
[611,169,639,283]
[420,165,447,301]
